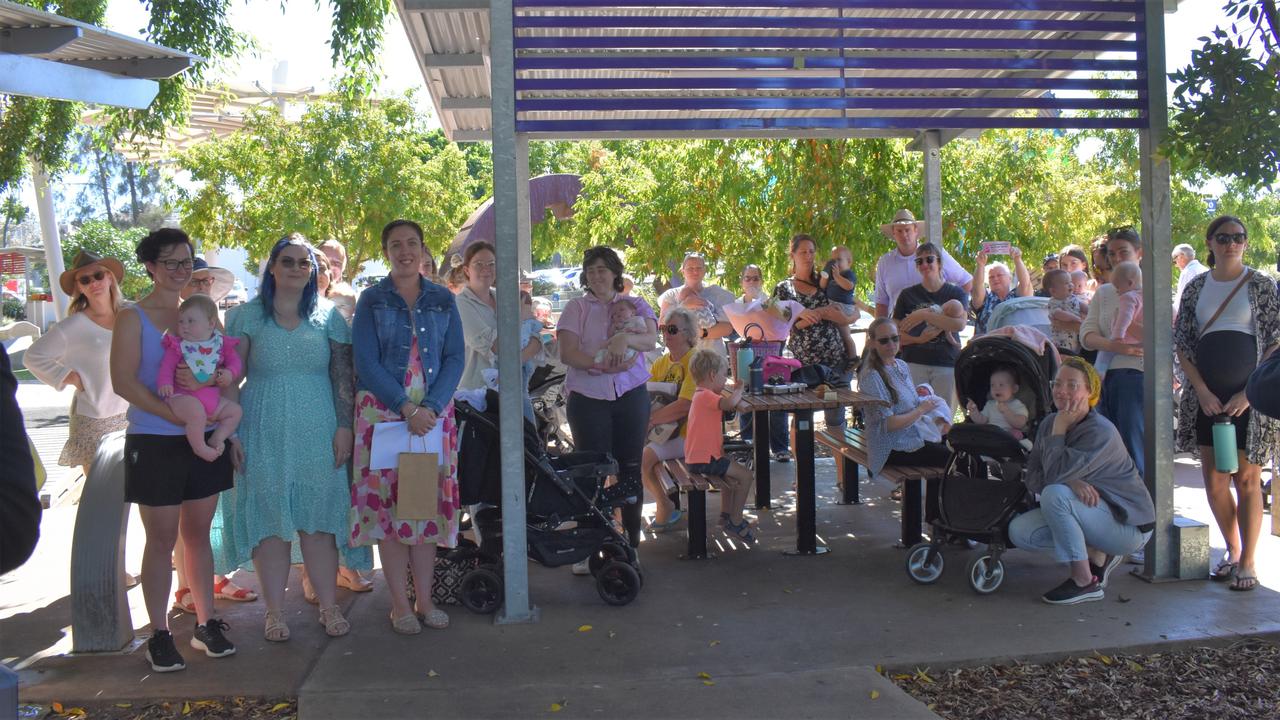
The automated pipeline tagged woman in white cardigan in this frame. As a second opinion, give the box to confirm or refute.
[25,250,129,476]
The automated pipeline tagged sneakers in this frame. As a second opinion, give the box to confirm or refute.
[1041,577,1104,605]
[571,559,591,576]
[146,630,186,673]
[191,618,236,658]
[773,450,792,463]
[1089,554,1125,588]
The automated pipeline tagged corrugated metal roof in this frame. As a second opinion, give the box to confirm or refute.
[395,0,1180,141]
[0,0,199,78]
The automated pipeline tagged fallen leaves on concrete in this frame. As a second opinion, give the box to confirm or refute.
[35,697,298,719]
[889,639,1280,720]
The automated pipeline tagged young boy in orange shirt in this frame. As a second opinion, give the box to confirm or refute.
[684,348,756,542]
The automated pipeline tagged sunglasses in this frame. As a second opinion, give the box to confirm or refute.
[876,335,901,345]
[277,256,313,270]
[913,256,938,266]
[1212,232,1247,246]
[77,270,107,286]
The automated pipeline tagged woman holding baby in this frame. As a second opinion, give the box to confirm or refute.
[891,242,969,408]
[556,246,658,548]
[454,241,543,405]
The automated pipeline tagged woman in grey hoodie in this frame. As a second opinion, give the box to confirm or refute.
[1009,356,1155,605]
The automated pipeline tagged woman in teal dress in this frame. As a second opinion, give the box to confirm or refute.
[223,235,354,641]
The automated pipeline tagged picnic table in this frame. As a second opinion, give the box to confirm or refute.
[737,386,886,555]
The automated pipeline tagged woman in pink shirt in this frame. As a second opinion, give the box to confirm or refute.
[556,247,658,548]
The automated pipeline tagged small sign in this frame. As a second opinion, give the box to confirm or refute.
[981,241,1012,255]
[0,252,26,275]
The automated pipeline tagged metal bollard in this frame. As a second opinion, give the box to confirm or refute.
[1172,515,1210,580]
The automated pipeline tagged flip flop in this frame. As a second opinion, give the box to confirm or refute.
[1230,570,1258,592]
[1210,557,1238,582]
[214,576,259,602]
[648,509,684,533]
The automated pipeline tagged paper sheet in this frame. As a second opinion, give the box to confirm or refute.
[370,420,443,471]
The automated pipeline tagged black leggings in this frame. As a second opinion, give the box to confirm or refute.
[567,384,650,547]
[887,441,951,469]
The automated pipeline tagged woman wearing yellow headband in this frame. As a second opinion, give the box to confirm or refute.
[1008,358,1155,605]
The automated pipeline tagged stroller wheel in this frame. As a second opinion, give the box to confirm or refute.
[966,555,1005,595]
[588,542,631,577]
[905,543,944,585]
[596,560,642,606]
[459,567,503,614]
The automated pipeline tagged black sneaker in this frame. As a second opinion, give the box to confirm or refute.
[146,630,186,672]
[1041,577,1104,605]
[191,618,236,658]
[1089,554,1125,588]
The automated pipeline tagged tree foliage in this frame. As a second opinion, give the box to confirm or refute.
[176,93,479,279]
[1168,0,1280,187]
[63,219,149,298]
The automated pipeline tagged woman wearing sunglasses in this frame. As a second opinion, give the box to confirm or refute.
[1174,215,1280,592]
[26,250,130,482]
[857,318,951,485]
[890,242,968,408]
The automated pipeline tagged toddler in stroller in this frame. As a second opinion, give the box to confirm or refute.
[904,334,1057,594]
[452,398,644,611]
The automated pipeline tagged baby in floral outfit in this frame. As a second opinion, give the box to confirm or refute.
[591,300,646,374]
[158,294,243,461]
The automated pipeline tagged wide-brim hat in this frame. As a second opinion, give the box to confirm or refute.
[190,257,236,303]
[880,208,926,238]
[60,249,125,296]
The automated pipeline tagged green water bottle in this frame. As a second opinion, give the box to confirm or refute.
[1212,416,1239,474]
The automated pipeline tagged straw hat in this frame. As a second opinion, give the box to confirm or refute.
[60,249,125,296]
[190,257,236,303]
[879,208,926,238]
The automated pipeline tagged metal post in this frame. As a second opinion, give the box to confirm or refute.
[920,130,942,247]
[490,0,536,623]
[32,160,68,320]
[1136,0,1176,581]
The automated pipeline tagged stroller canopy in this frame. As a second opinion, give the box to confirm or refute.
[987,296,1052,337]
[954,335,1058,432]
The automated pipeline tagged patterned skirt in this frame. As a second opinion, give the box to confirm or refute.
[61,412,128,468]
[350,338,461,547]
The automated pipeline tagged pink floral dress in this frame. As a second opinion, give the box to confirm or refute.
[350,336,460,547]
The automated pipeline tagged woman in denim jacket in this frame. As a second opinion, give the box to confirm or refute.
[351,219,465,634]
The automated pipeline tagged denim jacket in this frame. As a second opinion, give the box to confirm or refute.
[353,275,464,415]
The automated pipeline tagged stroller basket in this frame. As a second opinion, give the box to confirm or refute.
[937,473,1027,535]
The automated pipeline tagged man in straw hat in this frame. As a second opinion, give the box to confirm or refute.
[873,209,972,318]
[182,258,236,308]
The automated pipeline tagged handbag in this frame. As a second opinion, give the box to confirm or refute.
[762,356,802,384]
[731,323,785,382]
[405,539,482,607]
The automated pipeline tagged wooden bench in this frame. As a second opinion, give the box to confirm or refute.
[657,458,731,559]
[814,426,946,548]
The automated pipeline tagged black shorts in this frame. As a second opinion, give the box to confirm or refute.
[124,432,234,507]
[1194,408,1250,451]
[688,456,731,477]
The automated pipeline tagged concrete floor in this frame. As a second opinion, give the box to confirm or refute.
[6,448,1280,718]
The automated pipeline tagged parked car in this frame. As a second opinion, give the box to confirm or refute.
[221,280,247,309]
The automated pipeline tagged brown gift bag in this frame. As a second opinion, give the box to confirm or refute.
[396,435,439,520]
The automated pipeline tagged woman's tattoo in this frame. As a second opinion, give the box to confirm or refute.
[329,340,354,429]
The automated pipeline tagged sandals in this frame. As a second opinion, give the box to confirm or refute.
[723,517,756,543]
[214,576,258,602]
[173,588,196,615]
[264,610,290,642]
[319,605,351,637]
[648,509,684,534]
[301,573,319,605]
[336,569,374,593]
[890,487,904,502]
[1211,555,1238,582]
[1230,570,1259,592]
[390,611,422,635]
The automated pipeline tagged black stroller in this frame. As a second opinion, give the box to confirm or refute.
[528,364,573,455]
[904,334,1058,594]
[453,396,643,611]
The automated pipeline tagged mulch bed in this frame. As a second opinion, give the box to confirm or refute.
[889,638,1280,720]
[24,698,296,720]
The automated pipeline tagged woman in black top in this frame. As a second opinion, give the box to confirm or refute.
[891,242,968,408]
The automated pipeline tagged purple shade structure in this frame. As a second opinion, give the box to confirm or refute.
[444,173,583,268]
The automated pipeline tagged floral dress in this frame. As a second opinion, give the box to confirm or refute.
[350,335,461,547]
[772,277,847,368]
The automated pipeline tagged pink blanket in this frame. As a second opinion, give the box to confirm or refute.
[982,325,1062,367]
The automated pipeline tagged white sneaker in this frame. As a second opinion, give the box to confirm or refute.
[571,559,591,576]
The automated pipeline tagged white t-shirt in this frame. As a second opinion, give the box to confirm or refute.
[1195,271,1255,337]
[873,244,973,312]
[1174,258,1208,313]
[981,397,1029,435]
[23,311,130,418]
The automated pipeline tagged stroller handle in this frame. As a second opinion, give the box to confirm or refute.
[455,399,579,496]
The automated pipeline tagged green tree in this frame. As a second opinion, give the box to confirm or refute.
[63,219,149,299]
[176,93,478,279]
[1167,0,1280,187]
[1,195,28,246]
[0,0,394,192]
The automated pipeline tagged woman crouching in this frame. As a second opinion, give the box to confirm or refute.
[1008,356,1155,605]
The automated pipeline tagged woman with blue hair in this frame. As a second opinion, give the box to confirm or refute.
[222,234,356,641]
